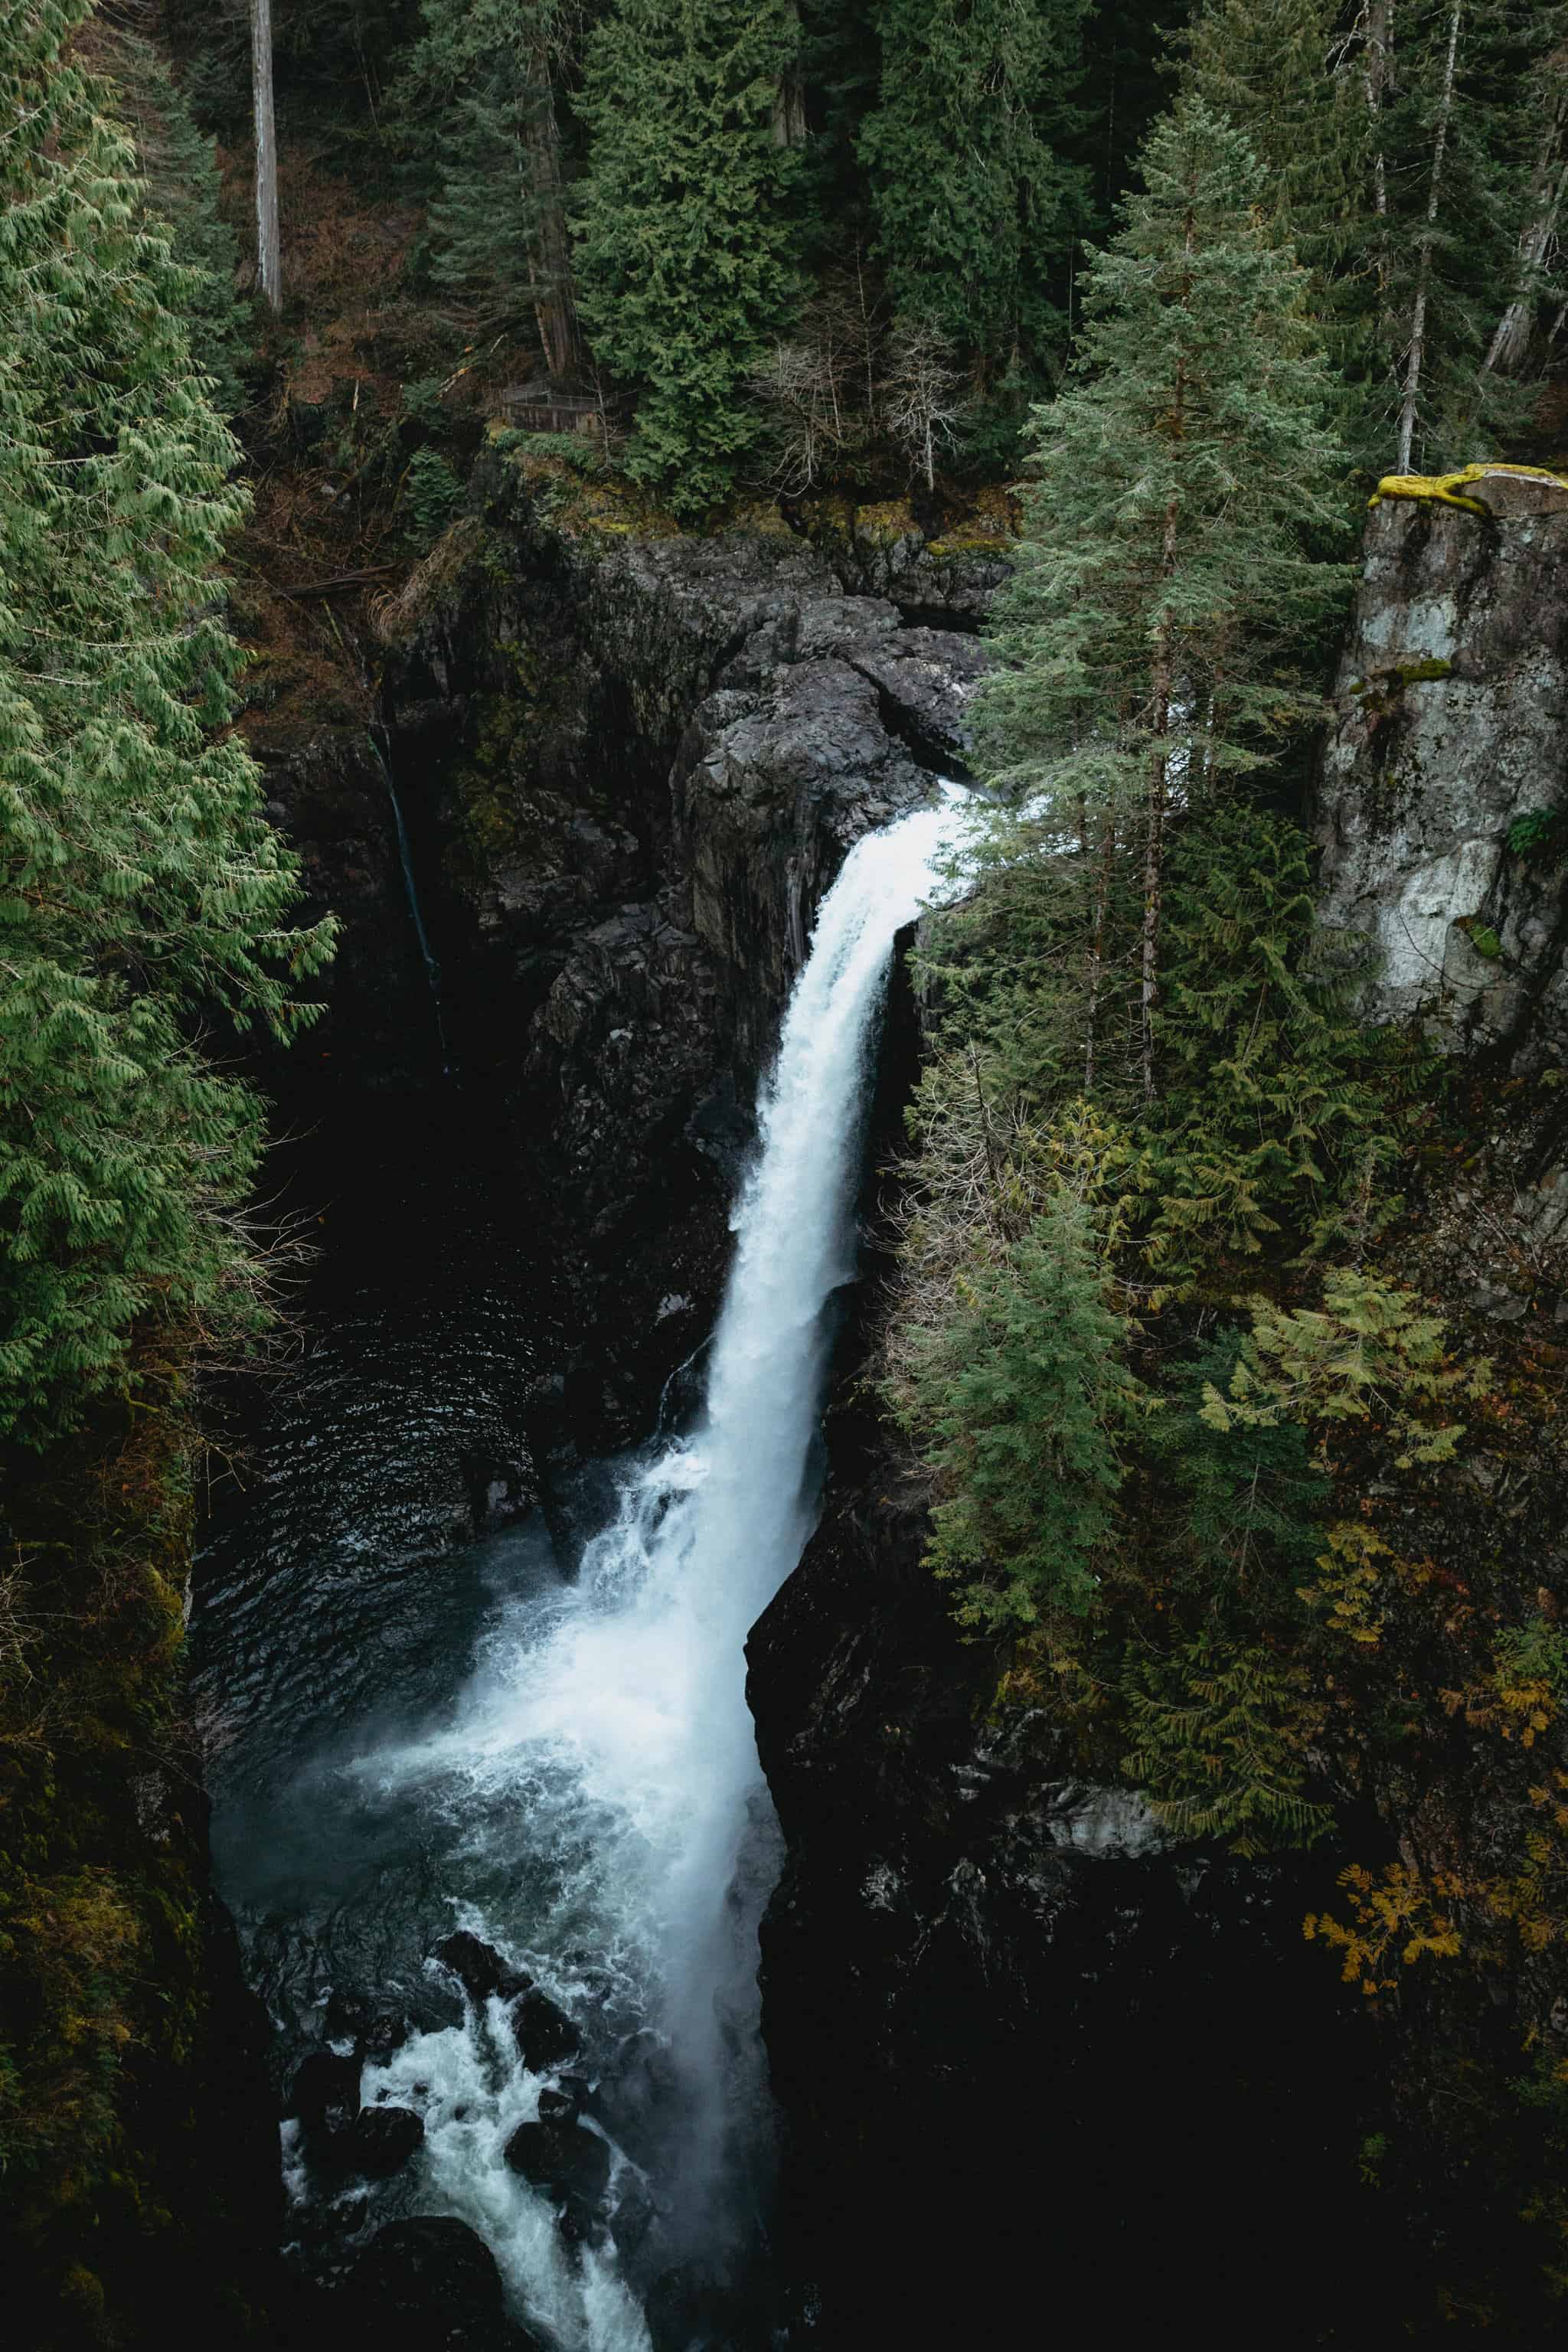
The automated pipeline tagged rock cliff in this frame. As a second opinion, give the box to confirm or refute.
[1315,466,1568,1068]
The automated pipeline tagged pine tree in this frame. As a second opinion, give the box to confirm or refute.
[574,0,802,514]
[0,0,333,1443]
[972,99,1351,1099]
[1179,0,1568,469]
[893,1196,1138,1630]
[856,0,1091,381]
[397,0,581,374]
[97,24,252,412]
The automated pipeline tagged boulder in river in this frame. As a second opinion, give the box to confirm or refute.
[537,2085,580,2122]
[508,1986,581,2071]
[325,1988,414,2064]
[289,2048,361,2135]
[503,2116,611,2205]
[433,1930,532,2004]
[338,2102,424,2180]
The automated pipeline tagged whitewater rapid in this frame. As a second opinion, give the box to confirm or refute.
[350,795,962,2347]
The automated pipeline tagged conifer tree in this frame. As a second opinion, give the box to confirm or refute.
[0,0,332,1443]
[397,0,581,374]
[574,0,802,513]
[100,24,251,412]
[856,0,1091,380]
[1179,0,1566,469]
[972,99,1350,1099]
[896,1197,1138,1630]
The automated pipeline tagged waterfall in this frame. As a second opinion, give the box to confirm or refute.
[368,732,449,1065]
[354,796,960,2349]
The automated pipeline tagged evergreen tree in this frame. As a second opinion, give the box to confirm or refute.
[971,99,1350,1099]
[0,0,332,1443]
[856,0,1091,384]
[574,0,802,514]
[1179,0,1566,469]
[98,24,252,412]
[893,1196,1138,1630]
[397,0,581,374]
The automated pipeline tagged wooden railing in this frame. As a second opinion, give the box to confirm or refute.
[496,388,611,436]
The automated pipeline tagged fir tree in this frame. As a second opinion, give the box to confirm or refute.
[894,1196,1138,1630]
[574,0,802,514]
[0,0,333,1443]
[1179,0,1568,469]
[397,0,581,374]
[98,24,251,412]
[856,0,1090,380]
[971,98,1351,1099]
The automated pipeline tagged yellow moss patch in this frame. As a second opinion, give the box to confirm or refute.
[1369,461,1568,517]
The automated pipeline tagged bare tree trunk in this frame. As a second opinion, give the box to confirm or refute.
[1396,0,1462,472]
[1484,68,1568,377]
[1142,610,1173,1102]
[250,0,280,312]
[1084,805,1114,1094]
[521,86,581,379]
[1358,0,1396,315]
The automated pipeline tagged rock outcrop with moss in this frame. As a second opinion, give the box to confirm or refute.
[1315,466,1568,1064]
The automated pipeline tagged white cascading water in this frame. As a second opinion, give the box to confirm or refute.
[355,795,961,2350]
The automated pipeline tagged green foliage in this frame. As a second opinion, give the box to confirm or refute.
[1124,1630,1334,1856]
[405,444,465,544]
[99,27,251,415]
[1150,1334,1330,1606]
[0,0,333,1444]
[857,0,1090,377]
[1179,0,1568,471]
[1494,1618,1568,1710]
[1508,806,1567,861]
[574,0,802,514]
[1200,1271,1491,1471]
[395,0,578,350]
[1135,804,1417,1286]
[972,97,1351,810]
[892,1194,1138,1629]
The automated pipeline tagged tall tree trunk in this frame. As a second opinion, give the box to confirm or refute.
[521,84,581,380]
[1484,68,1568,377]
[1142,610,1173,1102]
[1084,804,1114,1095]
[250,0,280,312]
[1396,0,1462,472]
[1357,0,1396,316]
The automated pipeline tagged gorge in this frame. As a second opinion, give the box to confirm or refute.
[185,462,1568,2348]
[11,11,1568,2342]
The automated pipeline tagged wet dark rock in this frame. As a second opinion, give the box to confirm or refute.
[338,2102,424,2180]
[345,2216,543,2350]
[537,2085,579,2122]
[508,1986,581,2071]
[325,1989,413,2065]
[433,1930,532,2004]
[555,2202,608,2257]
[585,2028,681,2170]
[608,2180,658,2257]
[644,2261,747,2352]
[289,2049,361,2135]
[502,2117,611,2205]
